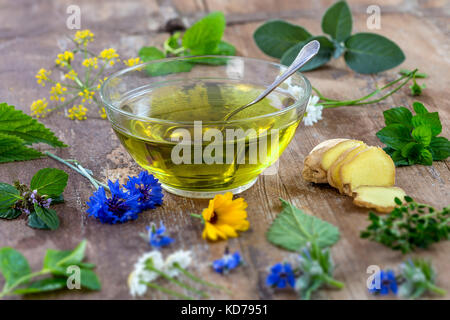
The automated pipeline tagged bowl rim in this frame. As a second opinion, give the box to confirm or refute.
[99,55,311,125]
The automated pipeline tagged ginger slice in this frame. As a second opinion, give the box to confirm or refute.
[320,139,364,171]
[353,186,406,213]
[340,146,395,196]
[302,138,349,183]
[328,144,368,191]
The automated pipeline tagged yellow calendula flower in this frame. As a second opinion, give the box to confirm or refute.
[35,68,51,87]
[55,51,74,66]
[78,88,95,103]
[74,29,94,45]
[67,104,88,120]
[82,57,98,69]
[64,69,78,81]
[49,82,67,101]
[96,77,108,90]
[99,48,119,66]
[201,192,249,241]
[30,98,50,118]
[123,57,142,67]
[99,107,107,119]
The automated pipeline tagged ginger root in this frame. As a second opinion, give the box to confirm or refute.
[353,186,406,213]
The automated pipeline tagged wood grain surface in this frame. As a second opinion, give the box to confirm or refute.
[0,0,448,300]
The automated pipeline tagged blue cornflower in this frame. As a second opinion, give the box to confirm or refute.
[212,250,242,274]
[266,263,295,289]
[147,222,174,248]
[124,171,163,210]
[86,180,140,224]
[369,270,398,295]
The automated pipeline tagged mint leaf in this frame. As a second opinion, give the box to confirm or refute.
[383,107,413,128]
[253,20,312,59]
[27,212,50,229]
[419,148,433,166]
[138,46,165,61]
[344,33,405,74]
[429,137,450,161]
[411,112,442,136]
[0,133,43,163]
[139,46,193,76]
[376,124,413,150]
[387,148,409,166]
[0,208,21,220]
[267,199,340,251]
[30,168,68,197]
[401,142,423,164]
[321,0,352,42]
[412,102,428,114]
[400,69,427,78]
[182,11,226,55]
[280,36,334,71]
[412,125,432,146]
[0,247,31,289]
[43,240,87,273]
[0,103,66,148]
[80,268,101,290]
[0,182,21,209]
[13,277,67,295]
[34,203,59,230]
[213,40,236,55]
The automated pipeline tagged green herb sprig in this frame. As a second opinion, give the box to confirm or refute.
[361,196,450,254]
[254,1,404,74]
[138,12,235,76]
[376,102,450,166]
[0,103,67,163]
[0,240,100,298]
[0,168,68,230]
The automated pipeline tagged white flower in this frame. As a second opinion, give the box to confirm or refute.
[303,95,323,126]
[163,250,192,278]
[128,251,164,297]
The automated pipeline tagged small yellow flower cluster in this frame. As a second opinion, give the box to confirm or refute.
[35,68,51,87]
[30,98,50,118]
[55,51,74,67]
[78,88,95,103]
[74,29,94,46]
[96,77,108,90]
[123,57,142,67]
[82,57,98,69]
[67,104,88,120]
[99,48,120,66]
[64,69,78,81]
[99,107,107,119]
[49,83,67,102]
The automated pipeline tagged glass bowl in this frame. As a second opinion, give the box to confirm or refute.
[100,56,311,198]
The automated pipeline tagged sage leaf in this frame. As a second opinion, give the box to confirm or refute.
[34,203,59,230]
[13,277,67,295]
[30,168,68,197]
[280,36,334,71]
[344,33,405,74]
[0,247,31,289]
[0,182,21,209]
[321,0,352,42]
[253,20,312,58]
[267,199,340,252]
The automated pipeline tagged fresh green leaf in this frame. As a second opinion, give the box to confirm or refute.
[400,69,427,78]
[138,46,165,61]
[412,102,428,114]
[80,268,101,290]
[412,125,432,146]
[182,11,226,55]
[13,277,67,295]
[253,20,312,58]
[27,211,50,229]
[43,240,87,272]
[376,124,413,150]
[419,148,433,166]
[383,107,412,128]
[213,40,236,56]
[401,142,423,159]
[321,0,352,42]
[145,60,193,77]
[0,103,66,148]
[34,203,59,230]
[344,33,405,74]
[30,168,68,197]
[428,136,450,161]
[0,247,31,288]
[410,79,425,96]
[411,112,442,136]
[0,133,43,163]
[0,208,21,219]
[0,182,21,209]
[163,32,183,55]
[267,199,340,252]
[280,36,334,71]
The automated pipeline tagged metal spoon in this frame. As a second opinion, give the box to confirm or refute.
[223,40,320,121]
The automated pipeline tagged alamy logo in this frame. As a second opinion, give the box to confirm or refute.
[66,5,81,30]
[66,265,81,289]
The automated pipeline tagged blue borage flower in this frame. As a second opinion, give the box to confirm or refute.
[266,263,295,289]
[212,249,242,274]
[369,270,398,295]
[124,171,163,210]
[86,180,140,224]
[147,222,174,248]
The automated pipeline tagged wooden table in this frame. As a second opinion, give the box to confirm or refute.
[0,0,449,300]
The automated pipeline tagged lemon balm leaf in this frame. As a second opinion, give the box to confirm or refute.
[267,199,340,251]
[30,168,68,197]
[321,0,352,42]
